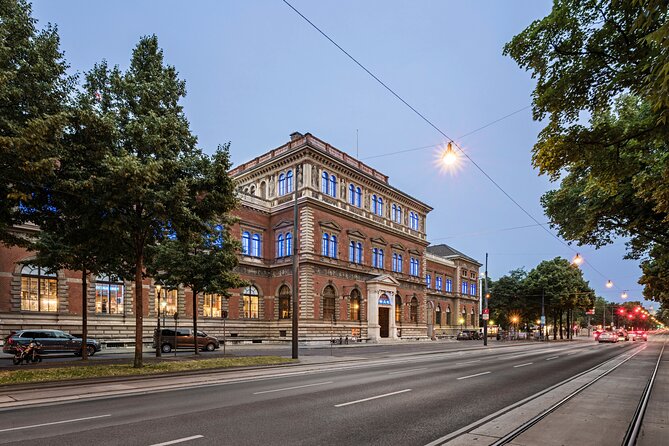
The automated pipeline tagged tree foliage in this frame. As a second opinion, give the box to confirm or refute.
[0,0,73,245]
[504,0,669,303]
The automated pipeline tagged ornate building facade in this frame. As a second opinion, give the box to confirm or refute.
[0,132,480,345]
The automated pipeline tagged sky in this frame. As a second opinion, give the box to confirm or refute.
[30,0,648,307]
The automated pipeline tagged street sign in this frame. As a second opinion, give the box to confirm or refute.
[482,313,489,320]
[483,308,489,314]
[540,315,546,324]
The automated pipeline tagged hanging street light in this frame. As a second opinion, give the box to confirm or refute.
[572,253,583,266]
[606,280,613,288]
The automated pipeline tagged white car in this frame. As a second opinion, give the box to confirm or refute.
[598,331,618,343]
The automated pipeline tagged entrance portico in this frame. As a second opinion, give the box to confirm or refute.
[366,275,401,342]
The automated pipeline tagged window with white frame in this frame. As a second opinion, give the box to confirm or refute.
[409,212,420,230]
[278,173,286,196]
[410,257,419,276]
[372,247,384,268]
[203,293,222,318]
[470,282,477,296]
[321,171,337,197]
[372,195,378,214]
[436,276,442,291]
[462,280,468,295]
[95,275,124,314]
[242,231,251,255]
[377,197,383,216]
[286,170,293,193]
[251,233,261,257]
[20,265,57,312]
[426,274,431,288]
[277,233,285,257]
[322,233,337,258]
[446,278,453,292]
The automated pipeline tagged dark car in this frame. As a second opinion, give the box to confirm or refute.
[631,330,648,341]
[3,329,101,356]
[153,328,220,353]
[456,330,480,340]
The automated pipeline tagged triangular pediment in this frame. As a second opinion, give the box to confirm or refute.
[390,243,405,251]
[370,237,387,245]
[273,220,294,230]
[408,248,421,256]
[346,229,366,239]
[318,220,342,232]
[366,274,401,286]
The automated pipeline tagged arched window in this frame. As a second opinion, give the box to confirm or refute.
[426,274,431,288]
[471,308,476,326]
[446,278,453,292]
[356,242,362,264]
[446,305,452,325]
[410,296,418,323]
[392,204,397,221]
[350,289,361,321]
[349,241,355,262]
[392,253,398,272]
[321,171,329,194]
[277,233,285,258]
[436,276,442,290]
[20,265,57,312]
[461,307,467,326]
[243,286,259,319]
[330,174,337,198]
[397,206,402,223]
[323,285,336,321]
[462,280,468,295]
[286,170,293,193]
[372,195,377,214]
[203,293,222,317]
[242,231,251,255]
[395,295,402,323]
[278,285,290,319]
[251,233,261,257]
[470,282,477,296]
[378,249,384,269]
[372,248,378,268]
[95,274,124,314]
[410,257,419,276]
[355,187,361,207]
[330,235,338,259]
[286,232,292,256]
[377,197,383,216]
[278,173,286,196]
[322,233,330,256]
[349,184,355,205]
[397,254,403,273]
[436,304,442,325]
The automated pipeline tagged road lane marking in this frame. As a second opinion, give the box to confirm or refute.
[456,360,481,365]
[567,351,578,355]
[253,381,333,394]
[546,356,559,361]
[335,389,412,407]
[514,362,533,368]
[149,435,204,446]
[0,414,111,432]
[457,371,491,380]
[388,367,427,375]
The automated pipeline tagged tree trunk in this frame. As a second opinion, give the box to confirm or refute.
[553,310,557,340]
[559,311,563,339]
[193,288,199,355]
[134,254,144,368]
[81,268,88,360]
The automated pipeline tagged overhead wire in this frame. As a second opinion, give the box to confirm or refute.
[281,0,623,291]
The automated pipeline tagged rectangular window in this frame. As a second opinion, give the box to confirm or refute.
[470,283,477,296]
[426,274,431,288]
[203,294,222,317]
[462,280,468,295]
[446,278,453,292]
[436,277,442,291]
[21,277,58,312]
[95,282,124,314]
[244,295,259,319]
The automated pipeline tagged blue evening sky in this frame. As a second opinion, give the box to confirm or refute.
[31,0,647,307]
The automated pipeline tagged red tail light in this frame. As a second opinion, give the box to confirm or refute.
[7,338,14,345]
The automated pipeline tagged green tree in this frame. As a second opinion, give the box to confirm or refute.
[488,268,528,329]
[82,35,209,368]
[148,146,245,355]
[504,0,669,303]
[0,0,73,244]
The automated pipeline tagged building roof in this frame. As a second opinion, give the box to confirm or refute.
[426,244,481,266]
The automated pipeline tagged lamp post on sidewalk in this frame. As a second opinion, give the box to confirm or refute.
[155,283,162,358]
[483,253,489,346]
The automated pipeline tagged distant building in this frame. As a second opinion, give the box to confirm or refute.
[0,132,480,345]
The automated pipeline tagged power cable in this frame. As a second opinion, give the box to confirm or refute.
[281,0,619,289]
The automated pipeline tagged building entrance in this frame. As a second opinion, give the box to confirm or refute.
[379,307,390,338]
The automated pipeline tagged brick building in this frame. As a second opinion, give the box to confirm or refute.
[0,132,480,345]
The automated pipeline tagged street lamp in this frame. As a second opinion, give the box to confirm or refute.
[458,317,465,332]
[441,142,458,166]
[572,253,583,266]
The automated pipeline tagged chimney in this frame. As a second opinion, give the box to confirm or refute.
[290,132,303,141]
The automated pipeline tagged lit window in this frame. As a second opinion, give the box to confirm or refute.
[395,295,402,323]
[158,289,178,316]
[350,289,361,321]
[20,265,57,312]
[278,285,290,319]
[243,286,259,319]
[203,293,222,318]
[95,275,124,314]
[323,285,336,321]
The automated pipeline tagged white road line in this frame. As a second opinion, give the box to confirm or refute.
[456,360,481,365]
[0,414,111,433]
[546,356,559,361]
[388,367,427,375]
[149,435,204,446]
[253,381,333,394]
[514,362,533,368]
[457,371,491,380]
[335,389,412,407]
[567,351,578,355]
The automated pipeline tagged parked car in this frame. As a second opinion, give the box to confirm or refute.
[153,328,220,353]
[2,329,101,356]
[598,331,619,343]
[456,330,480,340]
[631,330,648,342]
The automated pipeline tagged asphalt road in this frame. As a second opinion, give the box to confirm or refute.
[0,340,641,446]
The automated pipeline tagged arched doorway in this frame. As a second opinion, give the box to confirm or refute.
[378,293,391,338]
